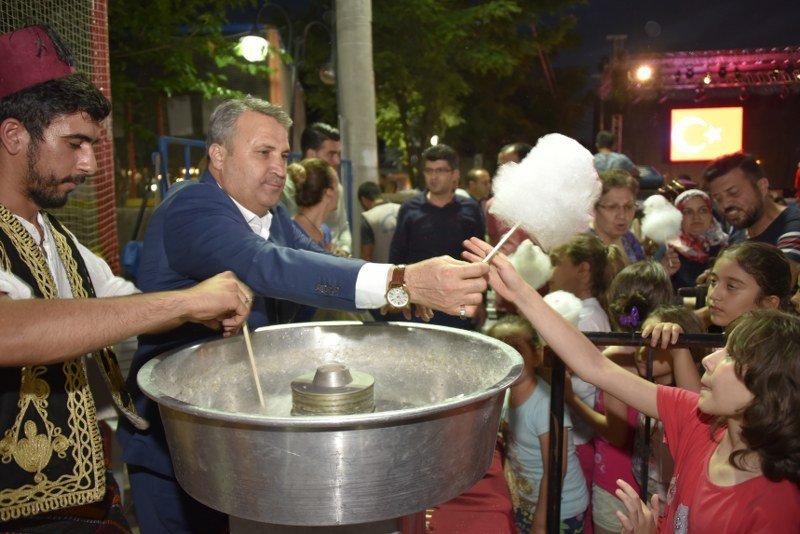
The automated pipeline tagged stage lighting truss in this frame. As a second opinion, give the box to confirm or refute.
[608,47,800,101]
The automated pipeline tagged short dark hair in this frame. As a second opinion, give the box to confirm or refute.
[358,181,382,201]
[300,122,340,153]
[465,168,488,186]
[703,152,764,184]
[595,130,616,149]
[499,142,532,162]
[0,73,110,143]
[422,143,458,169]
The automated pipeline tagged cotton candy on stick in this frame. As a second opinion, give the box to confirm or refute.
[485,134,601,262]
[641,194,682,245]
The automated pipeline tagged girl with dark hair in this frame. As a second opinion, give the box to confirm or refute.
[706,241,793,325]
[646,241,793,345]
[464,237,800,532]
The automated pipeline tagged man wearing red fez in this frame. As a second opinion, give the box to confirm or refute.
[0,25,254,531]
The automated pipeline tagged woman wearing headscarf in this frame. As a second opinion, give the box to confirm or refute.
[656,189,728,291]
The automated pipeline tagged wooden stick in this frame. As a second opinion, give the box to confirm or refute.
[482,222,521,263]
[243,323,265,408]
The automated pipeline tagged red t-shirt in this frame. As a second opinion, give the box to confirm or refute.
[657,385,800,533]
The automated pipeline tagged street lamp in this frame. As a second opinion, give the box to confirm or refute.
[237,3,293,63]
[237,35,270,62]
[238,3,336,144]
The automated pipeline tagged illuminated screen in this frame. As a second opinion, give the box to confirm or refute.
[670,107,743,162]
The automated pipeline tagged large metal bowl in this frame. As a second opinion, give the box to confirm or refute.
[137,321,522,526]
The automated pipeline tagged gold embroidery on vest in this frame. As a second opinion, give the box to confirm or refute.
[0,206,56,299]
[0,238,9,272]
[0,206,105,521]
[0,367,70,476]
[50,224,144,426]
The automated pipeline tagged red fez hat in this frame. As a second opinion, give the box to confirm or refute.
[0,26,75,99]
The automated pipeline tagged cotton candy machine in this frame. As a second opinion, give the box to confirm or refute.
[137,321,522,527]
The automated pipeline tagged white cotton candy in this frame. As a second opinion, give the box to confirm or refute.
[490,133,601,251]
[509,240,553,290]
[641,194,682,245]
[543,290,583,327]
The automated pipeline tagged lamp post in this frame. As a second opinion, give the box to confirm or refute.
[239,3,336,149]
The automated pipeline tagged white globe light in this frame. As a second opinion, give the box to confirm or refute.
[635,65,653,82]
[430,135,439,146]
[238,35,269,62]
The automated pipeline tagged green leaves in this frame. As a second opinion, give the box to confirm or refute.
[369,0,586,173]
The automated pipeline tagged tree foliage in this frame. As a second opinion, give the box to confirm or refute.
[109,0,268,167]
[367,0,587,177]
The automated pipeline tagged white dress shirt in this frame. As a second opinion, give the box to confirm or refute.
[0,212,137,299]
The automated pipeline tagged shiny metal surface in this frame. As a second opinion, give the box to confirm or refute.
[291,363,375,416]
[138,321,522,526]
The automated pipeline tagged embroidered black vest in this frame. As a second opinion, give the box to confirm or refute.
[0,204,146,521]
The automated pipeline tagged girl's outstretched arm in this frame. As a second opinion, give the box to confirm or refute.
[463,237,660,419]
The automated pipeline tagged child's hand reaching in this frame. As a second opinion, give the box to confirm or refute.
[615,479,659,534]
[462,237,528,304]
[642,321,684,349]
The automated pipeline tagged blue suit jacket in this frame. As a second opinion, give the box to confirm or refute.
[118,171,365,475]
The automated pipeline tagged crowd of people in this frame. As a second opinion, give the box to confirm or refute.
[2,22,800,534]
[474,130,800,532]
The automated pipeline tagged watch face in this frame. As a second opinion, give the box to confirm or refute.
[387,286,410,308]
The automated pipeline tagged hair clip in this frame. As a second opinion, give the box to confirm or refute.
[619,306,640,328]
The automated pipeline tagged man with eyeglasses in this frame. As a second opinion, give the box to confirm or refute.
[389,143,486,329]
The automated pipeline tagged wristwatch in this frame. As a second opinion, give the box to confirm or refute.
[386,264,410,309]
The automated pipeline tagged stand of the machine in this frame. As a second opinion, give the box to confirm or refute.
[229,511,426,533]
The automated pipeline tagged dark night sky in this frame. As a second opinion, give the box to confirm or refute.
[240,1,800,70]
[556,0,800,69]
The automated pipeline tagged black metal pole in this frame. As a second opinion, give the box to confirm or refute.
[582,331,724,348]
[546,354,566,534]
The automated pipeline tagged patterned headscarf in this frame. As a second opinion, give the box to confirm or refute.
[668,189,727,263]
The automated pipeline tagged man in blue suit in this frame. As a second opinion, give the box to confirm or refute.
[118,97,489,532]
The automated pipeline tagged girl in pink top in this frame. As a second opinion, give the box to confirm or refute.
[464,237,800,533]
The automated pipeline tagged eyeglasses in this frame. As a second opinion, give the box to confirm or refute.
[423,167,453,177]
[596,203,636,214]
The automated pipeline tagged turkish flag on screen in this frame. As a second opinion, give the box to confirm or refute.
[670,107,743,162]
